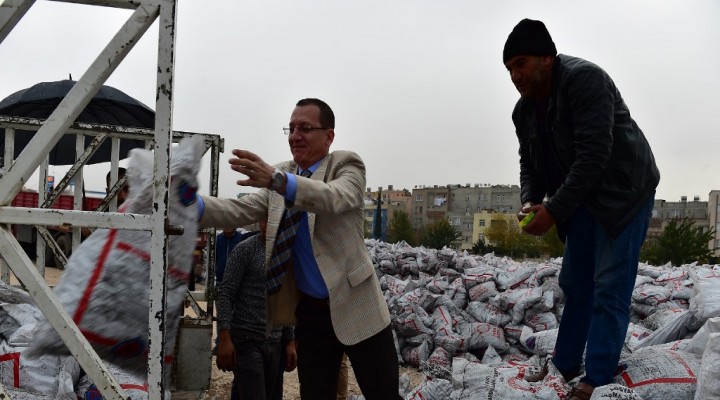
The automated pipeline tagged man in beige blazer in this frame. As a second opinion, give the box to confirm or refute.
[200,98,399,399]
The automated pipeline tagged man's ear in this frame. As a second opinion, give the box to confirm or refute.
[326,129,335,146]
[541,55,554,67]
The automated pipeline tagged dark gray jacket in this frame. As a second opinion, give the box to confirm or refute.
[512,54,660,238]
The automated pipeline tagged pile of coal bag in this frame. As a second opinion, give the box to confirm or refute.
[364,239,720,400]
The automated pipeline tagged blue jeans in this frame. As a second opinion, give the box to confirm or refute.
[552,193,654,387]
[231,333,282,400]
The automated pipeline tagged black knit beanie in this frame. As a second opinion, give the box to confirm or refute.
[503,19,557,64]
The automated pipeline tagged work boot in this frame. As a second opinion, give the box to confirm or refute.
[568,382,595,400]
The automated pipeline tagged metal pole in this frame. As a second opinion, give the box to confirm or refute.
[146,0,177,396]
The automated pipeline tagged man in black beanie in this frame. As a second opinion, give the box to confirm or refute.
[503,18,660,400]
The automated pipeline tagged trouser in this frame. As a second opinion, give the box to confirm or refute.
[272,336,289,400]
[231,331,282,400]
[273,337,348,399]
[552,193,654,387]
[295,295,401,400]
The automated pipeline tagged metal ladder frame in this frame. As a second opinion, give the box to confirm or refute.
[0,0,191,398]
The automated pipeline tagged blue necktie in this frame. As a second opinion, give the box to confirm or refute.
[266,169,312,294]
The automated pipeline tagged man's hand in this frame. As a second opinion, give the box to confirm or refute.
[81,227,93,239]
[216,330,236,372]
[229,149,274,188]
[522,204,555,236]
[517,202,534,222]
[285,339,297,372]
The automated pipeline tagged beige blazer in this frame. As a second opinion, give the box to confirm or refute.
[201,150,390,345]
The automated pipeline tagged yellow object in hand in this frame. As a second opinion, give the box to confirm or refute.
[519,211,535,228]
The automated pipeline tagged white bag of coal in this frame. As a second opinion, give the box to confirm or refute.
[27,135,204,372]
[689,266,720,321]
[450,356,569,400]
[404,376,452,400]
[0,284,80,398]
[0,341,79,399]
[520,326,557,356]
[590,384,643,400]
[694,332,720,400]
[687,316,720,355]
[614,346,700,400]
[634,309,698,349]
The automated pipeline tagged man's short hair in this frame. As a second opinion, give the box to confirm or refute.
[296,98,335,129]
[106,167,127,188]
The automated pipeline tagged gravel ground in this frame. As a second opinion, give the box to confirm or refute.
[207,357,425,399]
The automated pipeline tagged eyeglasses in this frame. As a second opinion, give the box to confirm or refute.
[282,125,327,135]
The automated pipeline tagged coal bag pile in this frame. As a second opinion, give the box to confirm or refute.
[364,239,720,400]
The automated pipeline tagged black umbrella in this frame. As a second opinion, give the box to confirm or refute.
[0,79,154,165]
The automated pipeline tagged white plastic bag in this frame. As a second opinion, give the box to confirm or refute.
[634,309,695,349]
[590,384,643,400]
[614,347,700,400]
[694,332,720,400]
[28,136,204,372]
[689,267,720,321]
[519,326,557,356]
[0,342,80,399]
[404,376,452,400]
[687,316,720,356]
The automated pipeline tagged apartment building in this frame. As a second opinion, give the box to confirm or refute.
[409,184,520,250]
[363,186,413,240]
[445,184,521,250]
[647,195,709,240]
[473,211,514,247]
[410,185,451,230]
[365,185,413,217]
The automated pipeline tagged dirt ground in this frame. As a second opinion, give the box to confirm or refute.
[206,357,425,399]
[203,309,425,399]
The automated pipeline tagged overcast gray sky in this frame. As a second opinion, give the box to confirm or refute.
[1,0,718,202]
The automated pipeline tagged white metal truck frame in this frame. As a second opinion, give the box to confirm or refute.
[0,0,210,398]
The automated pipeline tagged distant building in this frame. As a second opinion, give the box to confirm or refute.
[645,193,720,257]
[647,195,709,239]
[473,211,513,247]
[410,185,451,230]
[356,175,720,259]
[448,184,521,250]
[366,185,413,218]
[363,186,412,241]
[410,183,520,250]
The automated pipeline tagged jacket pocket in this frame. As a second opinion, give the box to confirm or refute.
[346,263,374,287]
[604,160,634,191]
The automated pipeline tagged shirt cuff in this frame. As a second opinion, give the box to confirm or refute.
[197,195,205,220]
[284,172,297,203]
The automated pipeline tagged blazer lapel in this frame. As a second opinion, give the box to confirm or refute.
[306,154,332,241]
